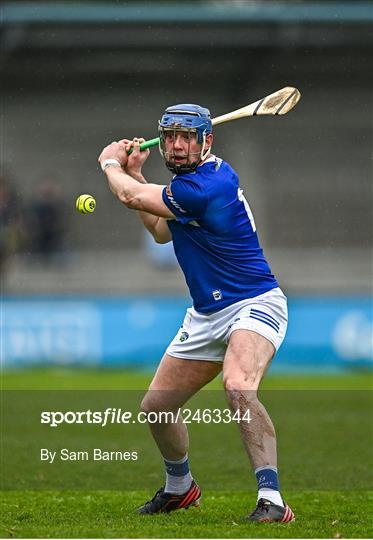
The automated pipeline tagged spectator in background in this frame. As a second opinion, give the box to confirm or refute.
[0,171,24,278]
[28,181,66,264]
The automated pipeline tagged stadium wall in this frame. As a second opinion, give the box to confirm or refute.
[1,296,372,373]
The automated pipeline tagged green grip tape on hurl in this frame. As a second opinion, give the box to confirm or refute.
[127,137,160,155]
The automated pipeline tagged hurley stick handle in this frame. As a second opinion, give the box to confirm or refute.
[127,137,160,154]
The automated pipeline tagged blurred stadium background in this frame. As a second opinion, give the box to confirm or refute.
[1,0,372,374]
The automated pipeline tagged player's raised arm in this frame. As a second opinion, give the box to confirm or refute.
[121,138,172,244]
[98,140,174,222]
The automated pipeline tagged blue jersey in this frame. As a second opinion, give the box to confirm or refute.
[162,155,278,313]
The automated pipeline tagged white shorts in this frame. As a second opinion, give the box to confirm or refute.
[166,287,288,362]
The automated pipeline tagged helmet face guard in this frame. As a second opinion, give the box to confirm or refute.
[158,104,212,174]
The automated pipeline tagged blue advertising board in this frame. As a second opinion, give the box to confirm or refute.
[1,296,372,372]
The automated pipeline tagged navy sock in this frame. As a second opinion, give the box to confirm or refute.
[255,466,280,491]
[164,455,192,494]
[255,466,284,506]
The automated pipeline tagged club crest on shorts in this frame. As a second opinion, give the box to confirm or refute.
[212,289,222,301]
[179,331,189,342]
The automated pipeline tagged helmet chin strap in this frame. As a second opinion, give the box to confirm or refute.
[200,133,211,161]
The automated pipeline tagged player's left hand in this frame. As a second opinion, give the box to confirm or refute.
[120,137,150,175]
[98,141,128,169]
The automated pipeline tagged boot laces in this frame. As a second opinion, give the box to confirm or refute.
[250,498,270,517]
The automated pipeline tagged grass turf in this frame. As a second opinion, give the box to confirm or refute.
[1,490,372,538]
[1,368,372,538]
[2,366,372,390]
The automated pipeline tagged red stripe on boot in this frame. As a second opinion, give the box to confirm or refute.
[178,486,198,508]
[282,505,290,522]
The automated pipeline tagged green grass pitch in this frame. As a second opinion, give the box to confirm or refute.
[1,368,372,539]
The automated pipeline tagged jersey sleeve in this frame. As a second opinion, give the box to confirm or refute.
[162,177,208,224]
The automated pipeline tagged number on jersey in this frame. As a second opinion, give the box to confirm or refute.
[238,188,256,231]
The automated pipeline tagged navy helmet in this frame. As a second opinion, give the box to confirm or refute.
[158,103,212,174]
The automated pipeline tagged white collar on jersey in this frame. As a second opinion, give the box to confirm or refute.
[201,154,217,165]
[201,154,222,170]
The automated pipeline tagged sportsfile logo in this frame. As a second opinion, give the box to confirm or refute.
[40,407,251,426]
[165,184,187,214]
